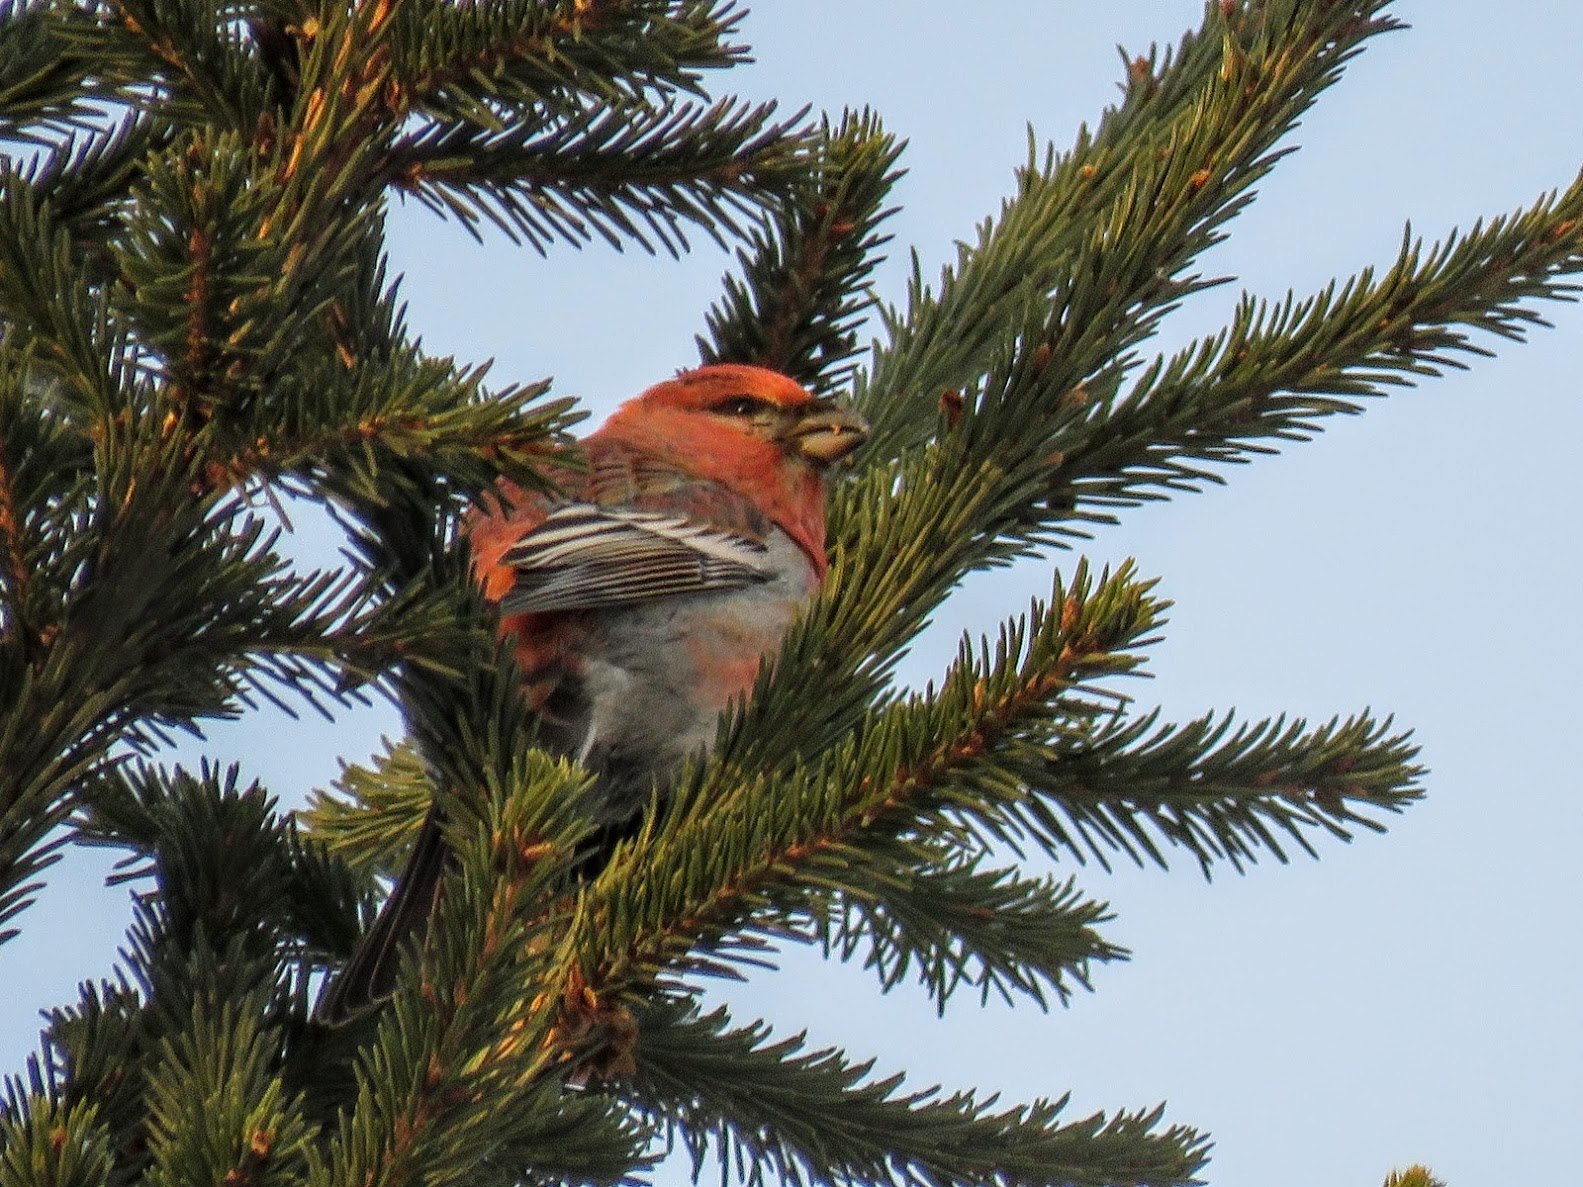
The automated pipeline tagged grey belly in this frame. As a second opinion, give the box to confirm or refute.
[572,530,816,823]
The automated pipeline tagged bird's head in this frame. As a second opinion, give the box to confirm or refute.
[603,364,868,472]
[599,364,868,573]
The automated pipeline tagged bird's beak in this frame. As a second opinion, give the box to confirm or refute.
[792,402,869,464]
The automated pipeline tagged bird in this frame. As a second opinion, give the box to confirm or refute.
[316,363,868,1021]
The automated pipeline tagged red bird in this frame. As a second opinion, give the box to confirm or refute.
[318,364,868,1019]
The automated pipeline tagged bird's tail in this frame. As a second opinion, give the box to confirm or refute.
[315,806,449,1024]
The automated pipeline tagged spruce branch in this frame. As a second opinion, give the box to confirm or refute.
[249,0,405,262]
[0,414,212,951]
[77,766,309,953]
[107,0,275,131]
[139,998,315,1187]
[35,0,157,104]
[0,655,119,950]
[236,351,570,505]
[0,1094,116,1187]
[66,479,395,726]
[1046,192,1583,524]
[0,362,93,664]
[1382,1167,1446,1187]
[387,96,812,254]
[18,768,327,1184]
[318,754,643,1187]
[632,1000,1207,1187]
[71,762,368,961]
[807,844,1126,1012]
[0,400,440,945]
[301,738,433,880]
[855,0,1401,463]
[0,0,111,145]
[721,572,1152,1010]
[569,563,1158,996]
[708,346,1169,800]
[393,0,750,119]
[0,830,63,948]
[698,108,903,394]
[106,139,395,438]
[17,112,163,253]
[1012,710,1424,876]
[117,128,308,416]
[0,164,136,415]
[26,983,152,1185]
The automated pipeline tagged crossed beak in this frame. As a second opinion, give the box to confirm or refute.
[792,401,869,465]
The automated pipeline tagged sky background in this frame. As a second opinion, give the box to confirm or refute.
[5,4,1580,1185]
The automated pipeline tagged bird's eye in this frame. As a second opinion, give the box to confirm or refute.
[714,395,774,417]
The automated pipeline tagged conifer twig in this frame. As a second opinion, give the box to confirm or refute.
[632,1000,1208,1187]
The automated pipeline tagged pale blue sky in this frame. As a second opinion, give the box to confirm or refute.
[6,5,1580,1185]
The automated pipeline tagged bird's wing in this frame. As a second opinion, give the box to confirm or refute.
[498,503,775,614]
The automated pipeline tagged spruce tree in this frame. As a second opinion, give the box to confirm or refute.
[0,2,1576,1185]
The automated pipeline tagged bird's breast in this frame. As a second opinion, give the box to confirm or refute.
[567,527,817,819]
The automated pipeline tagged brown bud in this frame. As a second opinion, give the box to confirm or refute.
[939,388,964,429]
[1059,594,1081,634]
[520,839,555,863]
